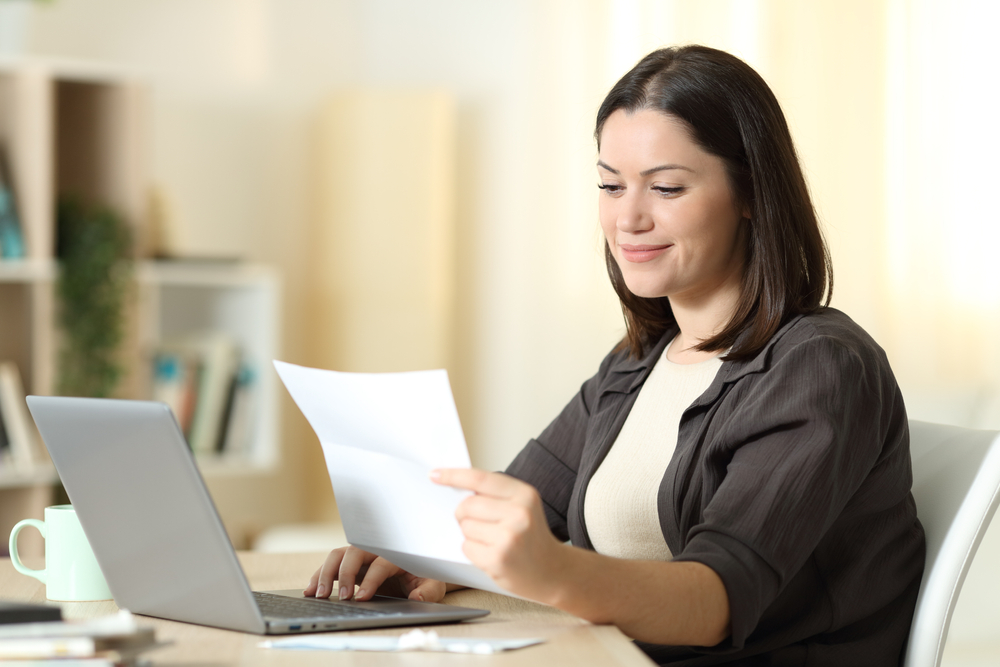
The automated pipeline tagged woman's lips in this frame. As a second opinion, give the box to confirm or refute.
[618,243,672,263]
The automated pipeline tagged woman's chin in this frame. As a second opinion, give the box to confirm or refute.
[624,281,670,300]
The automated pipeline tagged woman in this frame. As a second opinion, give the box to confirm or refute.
[306,45,925,665]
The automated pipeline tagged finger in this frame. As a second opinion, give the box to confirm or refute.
[356,557,403,600]
[311,548,348,598]
[304,568,320,596]
[457,515,505,546]
[431,467,491,493]
[433,468,521,497]
[407,578,447,603]
[455,493,510,523]
[306,551,340,596]
[338,548,374,600]
[461,540,499,578]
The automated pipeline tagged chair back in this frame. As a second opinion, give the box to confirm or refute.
[904,420,1000,667]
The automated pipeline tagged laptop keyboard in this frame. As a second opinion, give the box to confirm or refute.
[254,591,397,620]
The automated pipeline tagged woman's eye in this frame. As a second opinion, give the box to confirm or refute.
[653,186,684,196]
[597,183,623,194]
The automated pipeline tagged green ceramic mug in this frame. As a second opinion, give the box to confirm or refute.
[9,504,113,601]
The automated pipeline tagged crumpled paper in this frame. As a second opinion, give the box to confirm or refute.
[259,628,544,654]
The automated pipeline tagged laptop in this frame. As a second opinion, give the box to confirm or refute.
[25,396,489,634]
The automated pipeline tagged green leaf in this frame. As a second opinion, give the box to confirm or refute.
[55,196,133,398]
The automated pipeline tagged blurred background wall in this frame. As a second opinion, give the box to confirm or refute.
[13,0,1000,658]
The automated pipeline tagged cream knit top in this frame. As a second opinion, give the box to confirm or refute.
[583,340,723,560]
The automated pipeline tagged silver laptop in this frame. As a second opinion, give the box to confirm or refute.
[26,396,488,634]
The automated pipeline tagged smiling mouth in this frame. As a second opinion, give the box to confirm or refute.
[618,243,672,263]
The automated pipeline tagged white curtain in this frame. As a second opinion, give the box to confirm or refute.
[883,0,1000,428]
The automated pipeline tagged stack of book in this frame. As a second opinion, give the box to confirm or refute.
[150,333,256,458]
[0,607,165,666]
[0,149,26,259]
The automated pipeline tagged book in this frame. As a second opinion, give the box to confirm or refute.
[0,602,62,625]
[0,610,134,640]
[0,398,11,469]
[215,368,240,453]
[150,351,189,430]
[0,629,156,661]
[0,660,119,666]
[0,150,25,259]
[151,334,241,455]
[218,363,256,457]
[0,610,163,663]
[0,361,41,472]
[186,334,240,455]
[150,345,204,441]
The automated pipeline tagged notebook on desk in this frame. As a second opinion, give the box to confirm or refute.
[25,396,489,635]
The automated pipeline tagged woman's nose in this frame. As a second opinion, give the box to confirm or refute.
[617,192,653,233]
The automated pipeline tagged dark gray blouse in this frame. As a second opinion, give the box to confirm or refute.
[505,308,925,666]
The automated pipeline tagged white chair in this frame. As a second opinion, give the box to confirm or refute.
[903,420,1000,667]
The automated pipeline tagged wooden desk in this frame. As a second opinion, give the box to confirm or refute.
[1,552,655,666]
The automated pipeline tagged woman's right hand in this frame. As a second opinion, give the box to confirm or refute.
[303,546,447,603]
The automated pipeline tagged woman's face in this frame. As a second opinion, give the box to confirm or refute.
[598,109,746,304]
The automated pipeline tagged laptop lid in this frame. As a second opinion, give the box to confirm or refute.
[27,396,267,633]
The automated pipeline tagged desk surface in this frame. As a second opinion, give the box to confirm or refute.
[1,552,655,666]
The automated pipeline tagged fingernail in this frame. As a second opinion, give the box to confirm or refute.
[430,470,441,481]
[316,584,325,597]
[417,592,424,602]
[357,588,367,599]
[339,586,348,600]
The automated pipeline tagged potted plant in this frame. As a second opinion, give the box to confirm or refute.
[56,197,132,398]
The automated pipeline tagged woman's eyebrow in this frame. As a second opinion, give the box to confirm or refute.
[597,160,620,174]
[640,163,693,176]
[597,160,694,176]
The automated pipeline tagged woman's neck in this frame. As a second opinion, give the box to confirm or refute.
[666,280,741,365]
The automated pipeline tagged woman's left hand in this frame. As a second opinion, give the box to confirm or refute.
[432,468,730,646]
[431,468,567,602]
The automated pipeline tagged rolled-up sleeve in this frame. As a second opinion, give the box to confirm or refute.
[671,334,903,649]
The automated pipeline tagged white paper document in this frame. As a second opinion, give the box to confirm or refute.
[261,628,544,654]
[273,361,509,596]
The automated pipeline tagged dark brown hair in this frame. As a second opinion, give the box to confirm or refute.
[596,45,832,360]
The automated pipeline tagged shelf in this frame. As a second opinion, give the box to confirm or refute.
[0,56,143,84]
[0,259,56,282]
[0,464,58,489]
[0,258,280,472]
[137,259,278,287]
[0,258,275,285]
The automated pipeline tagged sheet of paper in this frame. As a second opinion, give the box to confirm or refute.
[273,361,470,468]
[261,629,545,653]
[321,444,469,560]
[273,361,508,596]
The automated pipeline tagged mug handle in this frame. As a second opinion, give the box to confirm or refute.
[9,519,47,584]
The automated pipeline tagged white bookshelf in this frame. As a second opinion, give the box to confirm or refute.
[137,260,281,470]
[0,58,282,555]
[0,259,55,281]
